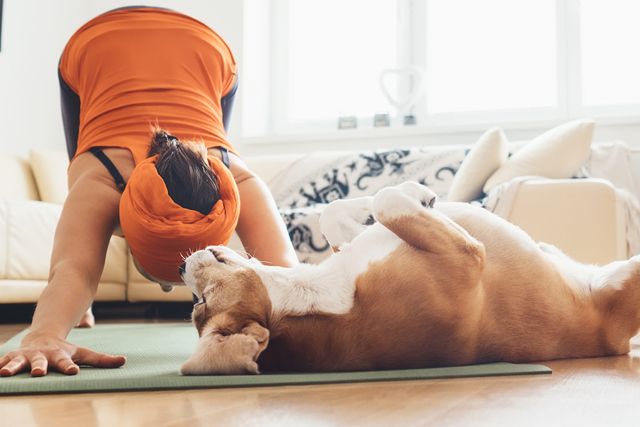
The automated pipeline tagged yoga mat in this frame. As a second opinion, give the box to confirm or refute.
[0,323,551,395]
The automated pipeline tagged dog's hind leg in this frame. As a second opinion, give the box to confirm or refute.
[372,182,485,268]
[591,255,640,353]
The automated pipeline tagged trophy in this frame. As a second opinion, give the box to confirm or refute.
[379,65,425,125]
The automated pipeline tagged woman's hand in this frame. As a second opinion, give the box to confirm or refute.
[0,332,126,377]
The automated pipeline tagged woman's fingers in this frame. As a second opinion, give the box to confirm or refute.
[29,353,49,377]
[0,354,11,368]
[0,344,126,377]
[50,350,80,375]
[73,346,126,369]
[0,354,28,376]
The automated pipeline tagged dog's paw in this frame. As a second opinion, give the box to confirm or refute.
[226,334,261,374]
[373,182,437,221]
[395,181,437,208]
[320,197,375,248]
[204,246,250,267]
[180,332,262,375]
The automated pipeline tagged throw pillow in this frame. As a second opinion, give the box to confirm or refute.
[447,127,508,202]
[483,119,594,193]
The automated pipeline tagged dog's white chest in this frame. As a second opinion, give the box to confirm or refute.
[337,223,403,284]
[257,224,402,317]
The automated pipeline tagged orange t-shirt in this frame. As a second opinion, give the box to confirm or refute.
[59,7,237,165]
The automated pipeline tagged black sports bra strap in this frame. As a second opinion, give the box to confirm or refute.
[219,147,230,168]
[89,147,127,192]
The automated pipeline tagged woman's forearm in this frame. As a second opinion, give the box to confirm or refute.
[28,266,97,340]
[235,175,298,267]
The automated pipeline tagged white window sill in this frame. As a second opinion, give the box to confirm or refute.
[238,114,640,146]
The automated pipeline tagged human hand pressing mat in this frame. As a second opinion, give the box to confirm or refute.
[0,323,551,395]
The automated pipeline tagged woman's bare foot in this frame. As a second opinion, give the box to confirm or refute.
[76,307,95,328]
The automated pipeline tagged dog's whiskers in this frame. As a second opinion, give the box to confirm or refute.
[181,249,197,262]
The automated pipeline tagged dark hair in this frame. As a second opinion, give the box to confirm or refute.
[148,130,220,215]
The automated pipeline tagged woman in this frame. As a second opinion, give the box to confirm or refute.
[0,7,297,377]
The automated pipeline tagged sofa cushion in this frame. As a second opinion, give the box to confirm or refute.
[0,154,39,201]
[29,149,69,205]
[0,200,127,284]
[0,280,125,303]
[484,119,594,192]
[243,153,306,188]
[102,236,129,285]
[447,127,508,202]
[126,281,194,302]
[0,200,61,280]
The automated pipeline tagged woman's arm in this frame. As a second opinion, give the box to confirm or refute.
[227,154,298,267]
[32,168,120,337]
[0,156,127,376]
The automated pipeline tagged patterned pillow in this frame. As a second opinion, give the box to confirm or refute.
[271,146,467,209]
[273,146,468,264]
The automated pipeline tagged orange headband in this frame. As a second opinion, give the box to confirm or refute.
[119,154,240,283]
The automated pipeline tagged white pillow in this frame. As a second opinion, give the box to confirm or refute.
[447,127,508,202]
[483,119,594,193]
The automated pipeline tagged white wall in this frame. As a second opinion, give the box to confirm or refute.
[0,0,639,159]
[0,1,93,156]
[0,0,244,157]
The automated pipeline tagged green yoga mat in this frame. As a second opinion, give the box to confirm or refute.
[0,323,551,395]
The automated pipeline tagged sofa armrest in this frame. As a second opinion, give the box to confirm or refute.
[506,178,626,265]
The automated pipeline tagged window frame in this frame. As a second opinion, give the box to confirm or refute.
[251,0,640,138]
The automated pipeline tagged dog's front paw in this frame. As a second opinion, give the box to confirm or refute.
[320,197,375,248]
[180,332,262,375]
[225,334,261,374]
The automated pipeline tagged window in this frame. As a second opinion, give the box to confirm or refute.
[242,0,640,137]
[287,0,398,123]
[424,0,557,114]
[580,0,640,107]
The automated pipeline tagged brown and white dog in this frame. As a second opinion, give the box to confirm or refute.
[179,181,640,375]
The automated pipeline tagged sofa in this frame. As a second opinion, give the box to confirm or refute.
[0,142,636,305]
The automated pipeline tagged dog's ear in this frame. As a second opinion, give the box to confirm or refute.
[181,321,269,375]
[241,321,270,355]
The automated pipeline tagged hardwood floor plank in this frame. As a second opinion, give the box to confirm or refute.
[0,323,28,343]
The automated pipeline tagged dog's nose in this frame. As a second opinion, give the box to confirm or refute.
[178,262,187,277]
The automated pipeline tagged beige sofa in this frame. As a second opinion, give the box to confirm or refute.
[0,148,630,304]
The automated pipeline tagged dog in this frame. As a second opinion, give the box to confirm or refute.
[179,181,640,375]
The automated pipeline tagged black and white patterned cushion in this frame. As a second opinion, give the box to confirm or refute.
[275,146,468,263]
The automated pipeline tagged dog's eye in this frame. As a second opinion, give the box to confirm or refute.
[193,292,207,308]
[363,214,376,225]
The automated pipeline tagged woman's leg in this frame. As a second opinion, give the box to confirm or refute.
[58,70,80,160]
[221,78,238,132]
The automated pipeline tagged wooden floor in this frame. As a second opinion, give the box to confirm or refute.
[1,322,640,427]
